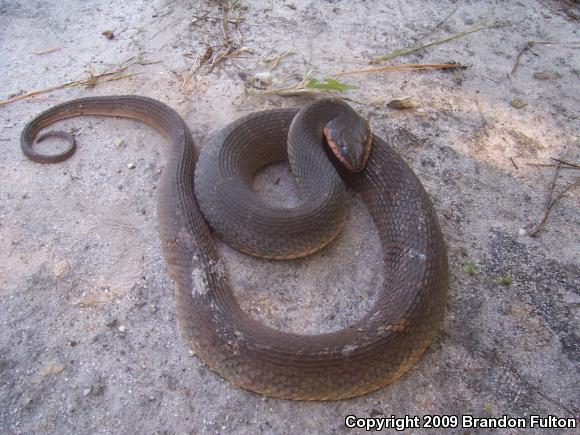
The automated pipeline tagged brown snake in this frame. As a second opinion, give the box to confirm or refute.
[21,96,448,400]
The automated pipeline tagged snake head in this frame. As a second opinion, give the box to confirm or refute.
[323,108,372,172]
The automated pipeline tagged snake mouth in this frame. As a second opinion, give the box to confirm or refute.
[324,126,371,173]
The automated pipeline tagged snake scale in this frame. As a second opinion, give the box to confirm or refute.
[21,96,448,400]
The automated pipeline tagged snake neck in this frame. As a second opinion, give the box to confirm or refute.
[287,98,355,194]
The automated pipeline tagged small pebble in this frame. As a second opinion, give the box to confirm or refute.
[53,260,71,279]
[127,162,136,169]
[83,388,91,397]
[40,363,65,377]
[510,97,527,109]
[70,161,81,180]
[118,325,126,333]
[115,139,125,147]
[248,71,272,89]
[254,71,272,84]
[102,30,115,40]
[518,228,527,236]
[387,96,418,109]
[533,71,561,81]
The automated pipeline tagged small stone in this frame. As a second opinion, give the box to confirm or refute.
[518,228,527,236]
[127,162,136,169]
[69,340,77,347]
[253,71,272,85]
[188,349,194,356]
[149,395,155,401]
[510,97,527,109]
[83,388,91,397]
[106,319,118,328]
[40,363,65,377]
[533,71,561,81]
[118,325,126,333]
[247,71,273,90]
[387,96,418,109]
[115,139,125,147]
[53,260,71,279]
[237,71,249,81]
[71,161,81,179]
[102,30,115,40]
[370,408,385,417]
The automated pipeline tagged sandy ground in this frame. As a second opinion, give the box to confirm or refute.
[1,0,579,434]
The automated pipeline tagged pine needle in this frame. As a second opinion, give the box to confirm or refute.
[371,23,492,64]
[336,62,468,76]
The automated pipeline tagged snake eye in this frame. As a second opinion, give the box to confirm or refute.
[341,145,349,156]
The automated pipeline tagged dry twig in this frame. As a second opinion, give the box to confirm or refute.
[528,160,579,236]
[526,162,579,170]
[0,67,135,108]
[208,0,247,72]
[511,41,580,75]
[266,49,297,71]
[509,157,519,170]
[191,13,241,25]
[550,157,580,169]
[33,47,64,56]
[336,62,468,76]
[181,47,214,89]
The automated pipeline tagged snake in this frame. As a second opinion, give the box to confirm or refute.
[21,95,448,400]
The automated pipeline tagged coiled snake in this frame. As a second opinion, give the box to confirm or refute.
[21,96,448,400]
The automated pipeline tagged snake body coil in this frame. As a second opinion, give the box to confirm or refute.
[21,96,448,400]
